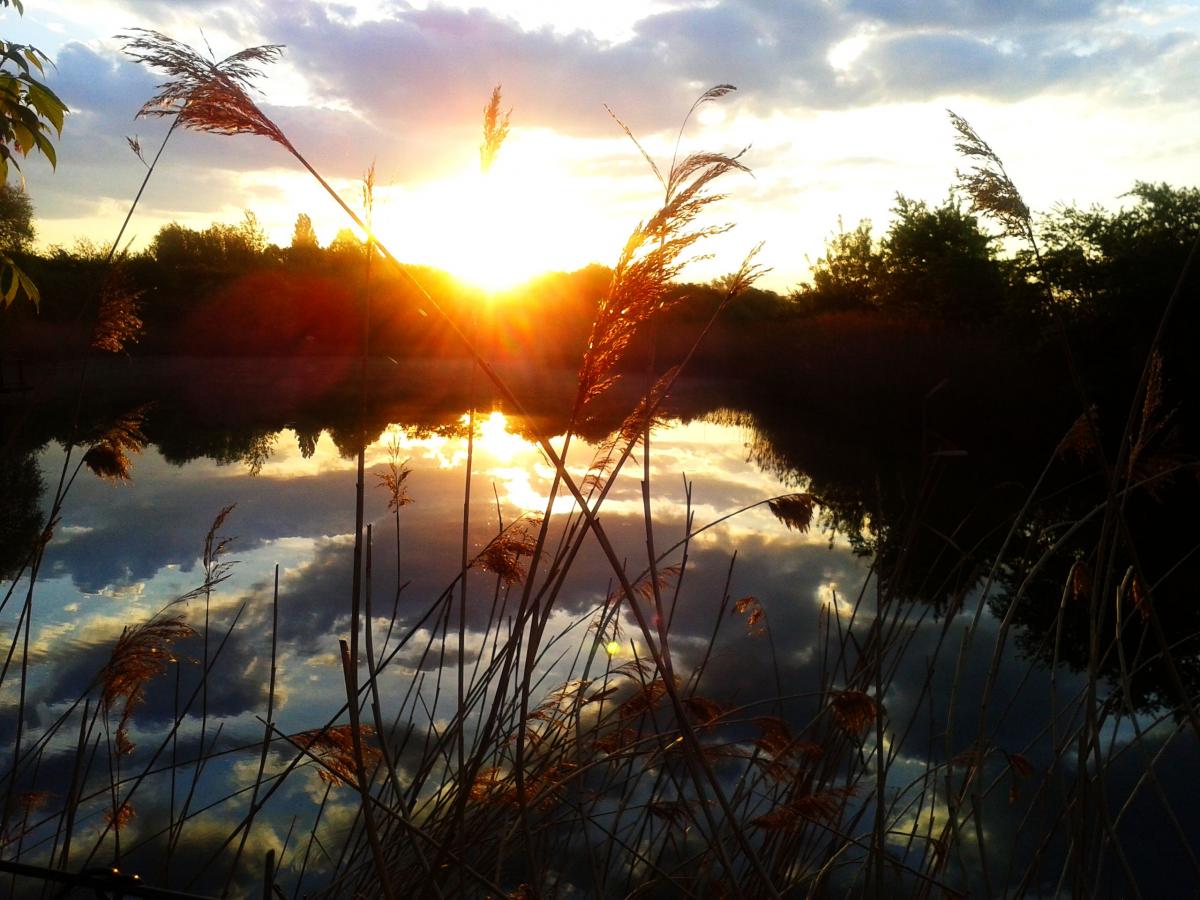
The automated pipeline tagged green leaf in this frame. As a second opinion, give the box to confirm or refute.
[26,81,66,132]
[3,265,19,307]
[16,266,38,307]
[1,257,39,309]
[22,46,43,74]
[11,120,32,154]
[32,128,55,168]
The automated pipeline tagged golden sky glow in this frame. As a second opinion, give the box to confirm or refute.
[371,131,633,291]
[7,2,1200,292]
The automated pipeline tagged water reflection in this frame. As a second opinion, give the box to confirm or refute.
[2,359,1197,895]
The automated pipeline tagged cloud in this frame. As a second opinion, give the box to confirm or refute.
[852,28,1196,104]
[846,0,1106,28]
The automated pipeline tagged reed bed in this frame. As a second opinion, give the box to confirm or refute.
[0,31,1197,900]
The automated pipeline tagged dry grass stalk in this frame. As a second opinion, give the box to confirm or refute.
[1127,351,1184,497]
[1128,574,1151,624]
[648,799,692,827]
[592,727,638,755]
[753,716,796,758]
[585,366,681,490]
[753,716,822,780]
[120,29,289,147]
[82,406,150,481]
[767,493,817,533]
[125,134,146,166]
[480,84,510,173]
[620,564,682,606]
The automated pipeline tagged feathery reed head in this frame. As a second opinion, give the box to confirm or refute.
[470,514,541,586]
[750,786,856,830]
[376,456,414,513]
[578,86,748,408]
[83,405,150,481]
[91,266,144,354]
[125,134,147,167]
[733,595,766,636]
[104,802,136,831]
[102,615,194,753]
[121,29,288,147]
[830,689,880,735]
[295,724,380,786]
[947,109,1031,241]
[480,84,511,174]
[362,160,376,224]
[719,241,770,298]
[768,493,817,533]
[202,503,237,585]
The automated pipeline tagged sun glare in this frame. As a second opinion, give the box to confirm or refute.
[371,132,630,291]
[468,410,529,462]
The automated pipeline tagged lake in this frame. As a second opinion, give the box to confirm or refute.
[2,357,1197,897]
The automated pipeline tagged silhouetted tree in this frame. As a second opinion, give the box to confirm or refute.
[790,218,883,314]
[0,182,34,253]
[879,195,1007,325]
[149,213,268,271]
[1037,182,1200,327]
[291,212,318,250]
[328,227,365,259]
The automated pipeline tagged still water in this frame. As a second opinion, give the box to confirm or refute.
[3,360,1197,896]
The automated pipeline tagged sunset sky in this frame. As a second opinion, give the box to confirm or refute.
[6,0,1200,290]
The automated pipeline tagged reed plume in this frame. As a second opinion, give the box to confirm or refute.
[733,595,766,636]
[480,84,510,173]
[101,616,193,752]
[294,725,381,787]
[829,689,880,736]
[577,86,749,408]
[470,515,541,586]
[767,493,817,533]
[91,266,144,354]
[103,801,136,831]
[376,454,414,513]
[82,405,150,481]
[120,29,289,147]
[750,786,856,829]
[947,109,1034,245]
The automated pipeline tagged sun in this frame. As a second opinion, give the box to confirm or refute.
[369,132,630,292]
